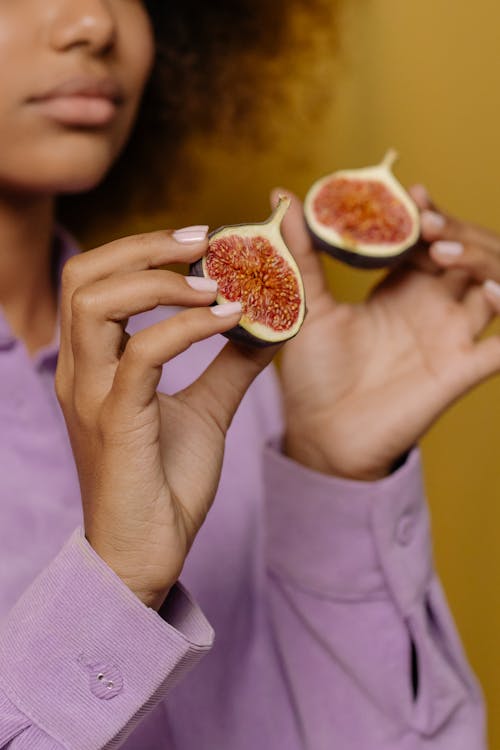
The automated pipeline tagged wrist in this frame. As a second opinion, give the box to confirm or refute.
[119,583,170,611]
[102,563,173,611]
[283,430,391,482]
[85,532,175,611]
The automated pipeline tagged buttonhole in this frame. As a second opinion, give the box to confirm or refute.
[410,637,419,701]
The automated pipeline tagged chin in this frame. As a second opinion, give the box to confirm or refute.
[22,164,110,195]
[0,129,126,197]
[52,166,111,194]
[45,136,120,193]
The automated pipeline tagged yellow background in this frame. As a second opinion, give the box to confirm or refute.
[144,1,500,744]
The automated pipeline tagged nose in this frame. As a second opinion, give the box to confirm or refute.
[49,0,116,56]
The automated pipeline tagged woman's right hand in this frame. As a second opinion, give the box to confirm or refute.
[56,228,275,610]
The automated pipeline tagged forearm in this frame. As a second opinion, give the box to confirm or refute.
[263,440,486,749]
[0,529,213,750]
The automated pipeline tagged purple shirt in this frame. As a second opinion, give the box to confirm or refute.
[0,235,486,749]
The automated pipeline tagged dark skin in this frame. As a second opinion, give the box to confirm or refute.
[416,184,500,294]
[0,0,274,611]
[277,186,500,481]
[2,1,500,610]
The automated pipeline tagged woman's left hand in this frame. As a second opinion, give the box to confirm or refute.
[274,189,500,482]
[413,184,500,303]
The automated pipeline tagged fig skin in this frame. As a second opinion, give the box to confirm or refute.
[304,150,421,270]
[189,198,306,348]
[307,228,420,270]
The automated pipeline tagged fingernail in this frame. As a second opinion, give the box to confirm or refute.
[185,275,218,292]
[173,225,209,244]
[484,279,500,297]
[411,184,430,206]
[433,241,463,257]
[211,301,242,317]
[421,210,445,233]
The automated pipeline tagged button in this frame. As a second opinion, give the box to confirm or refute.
[396,513,415,546]
[78,654,123,700]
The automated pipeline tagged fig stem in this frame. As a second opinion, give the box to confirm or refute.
[270,194,292,227]
[381,149,398,171]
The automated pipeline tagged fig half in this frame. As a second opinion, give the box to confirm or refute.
[304,150,420,268]
[190,196,306,347]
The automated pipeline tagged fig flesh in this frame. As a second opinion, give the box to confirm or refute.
[191,196,306,347]
[304,150,420,268]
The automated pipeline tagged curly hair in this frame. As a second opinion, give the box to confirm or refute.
[58,0,338,241]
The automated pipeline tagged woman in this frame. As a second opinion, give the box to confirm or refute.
[0,1,499,748]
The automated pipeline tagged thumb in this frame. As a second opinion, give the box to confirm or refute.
[271,187,331,303]
[183,340,277,434]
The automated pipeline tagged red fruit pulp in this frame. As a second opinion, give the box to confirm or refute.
[313,178,413,244]
[206,234,301,331]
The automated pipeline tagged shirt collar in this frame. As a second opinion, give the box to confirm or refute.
[0,313,14,350]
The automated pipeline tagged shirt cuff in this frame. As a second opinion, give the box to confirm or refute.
[0,528,213,749]
[263,438,433,615]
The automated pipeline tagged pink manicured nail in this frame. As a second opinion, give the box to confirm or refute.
[173,225,209,244]
[411,184,430,207]
[433,241,463,257]
[421,210,445,233]
[185,276,218,292]
[211,301,242,317]
[484,279,500,297]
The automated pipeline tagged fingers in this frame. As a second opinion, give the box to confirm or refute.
[462,284,496,337]
[483,279,500,313]
[438,268,471,299]
[420,204,500,255]
[405,244,441,275]
[111,304,243,412]
[462,335,500,391]
[70,271,219,403]
[457,282,500,387]
[430,240,500,284]
[402,245,470,299]
[408,184,436,211]
[63,228,209,287]
[270,188,331,306]
[409,182,500,254]
[183,340,278,435]
[408,185,500,296]
[59,228,209,380]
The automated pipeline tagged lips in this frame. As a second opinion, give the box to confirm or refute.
[28,76,125,127]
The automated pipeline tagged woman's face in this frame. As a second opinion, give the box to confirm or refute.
[0,0,154,195]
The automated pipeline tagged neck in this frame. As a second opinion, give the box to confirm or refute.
[0,193,57,355]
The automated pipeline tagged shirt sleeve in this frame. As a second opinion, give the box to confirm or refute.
[262,438,487,749]
[0,528,213,749]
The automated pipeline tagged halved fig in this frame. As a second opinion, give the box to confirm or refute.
[190,196,306,347]
[304,150,420,268]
